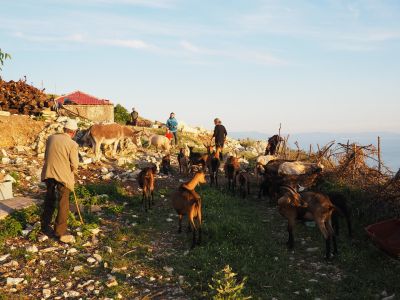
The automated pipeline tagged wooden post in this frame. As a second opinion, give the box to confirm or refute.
[295,141,300,160]
[353,144,357,180]
[308,144,312,158]
[278,123,282,138]
[378,136,381,173]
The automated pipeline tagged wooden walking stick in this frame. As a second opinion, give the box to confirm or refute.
[73,190,84,224]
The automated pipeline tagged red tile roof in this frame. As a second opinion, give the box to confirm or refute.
[56,91,112,105]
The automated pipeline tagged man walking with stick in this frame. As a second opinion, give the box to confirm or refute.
[41,119,79,243]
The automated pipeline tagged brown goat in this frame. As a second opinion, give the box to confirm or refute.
[137,165,157,212]
[188,146,206,172]
[278,186,337,259]
[202,143,214,173]
[171,171,206,248]
[210,147,222,187]
[236,170,251,198]
[224,156,240,192]
[161,154,171,175]
[178,148,189,174]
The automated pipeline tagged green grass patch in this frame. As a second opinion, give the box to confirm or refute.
[162,186,400,299]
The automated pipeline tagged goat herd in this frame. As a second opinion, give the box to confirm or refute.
[81,123,351,258]
[135,142,353,258]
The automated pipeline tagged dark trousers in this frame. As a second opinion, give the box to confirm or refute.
[216,141,224,160]
[172,132,178,146]
[41,179,71,237]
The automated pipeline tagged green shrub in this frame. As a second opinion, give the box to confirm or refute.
[9,171,19,183]
[11,205,41,227]
[239,138,256,149]
[105,204,124,215]
[114,104,131,124]
[28,222,41,242]
[209,265,251,300]
[0,217,23,243]
[74,185,92,199]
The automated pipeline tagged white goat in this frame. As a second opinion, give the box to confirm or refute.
[254,155,277,183]
[278,161,324,176]
[148,134,171,152]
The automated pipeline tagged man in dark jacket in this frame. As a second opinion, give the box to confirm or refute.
[131,108,139,126]
[211,118,227,160]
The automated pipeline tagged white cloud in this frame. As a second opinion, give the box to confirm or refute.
[180,41,201,53]
[13,32,156,51]
[179,40,287,66]
[46,0,177,9]
[100,39,150,49]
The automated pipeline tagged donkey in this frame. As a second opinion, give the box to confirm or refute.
[85,123,140,161]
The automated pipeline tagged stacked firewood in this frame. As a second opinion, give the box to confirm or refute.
[0,77,55,115]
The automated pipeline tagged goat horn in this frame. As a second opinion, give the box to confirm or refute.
[281,185,299,196]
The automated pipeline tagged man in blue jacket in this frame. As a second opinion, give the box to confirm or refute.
[166,112,178,146]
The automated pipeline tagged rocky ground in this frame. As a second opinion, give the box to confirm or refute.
[1,115,399,300]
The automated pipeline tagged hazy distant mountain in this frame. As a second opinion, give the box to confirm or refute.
[229,131,400,171]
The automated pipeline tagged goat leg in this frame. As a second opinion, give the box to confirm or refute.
[325,238,331,259]
[191,229,196,249]
[197,227,202,245]
[287,219,295,249]
[326,220,338,255]
[332,235,338,255]
[178,215,183,233]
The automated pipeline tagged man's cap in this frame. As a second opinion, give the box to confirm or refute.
[132,107,136,111]
[64,119,78,131]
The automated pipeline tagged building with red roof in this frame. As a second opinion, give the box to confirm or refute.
[56,91,114,123]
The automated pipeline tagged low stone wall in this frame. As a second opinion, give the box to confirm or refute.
[63,104,114,123]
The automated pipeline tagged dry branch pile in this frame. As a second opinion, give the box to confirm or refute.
[0,77,55,115]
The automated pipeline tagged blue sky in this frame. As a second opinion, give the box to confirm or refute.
[1,0,399,133]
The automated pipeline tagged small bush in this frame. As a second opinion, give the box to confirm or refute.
[0,217,23,243]
[239,138,256,149]
[11,205,41,227]
[28,222,41,242]
[74,185,92,199]
[105,204,124,215]
[114,104,131,125]
[209,265,251,300]
[9,171,19,183]
[81,222,100,239]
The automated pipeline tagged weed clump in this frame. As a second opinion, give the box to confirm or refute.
[0,217,23,245]
[209,265,251,300]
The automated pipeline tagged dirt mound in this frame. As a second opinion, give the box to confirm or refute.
[0,115,45,147]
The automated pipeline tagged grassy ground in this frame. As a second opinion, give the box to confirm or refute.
[1,177,399,299]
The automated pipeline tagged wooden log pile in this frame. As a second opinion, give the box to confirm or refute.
[0,77,55,115]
